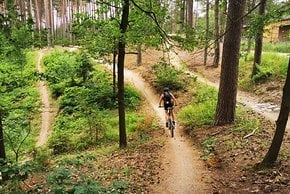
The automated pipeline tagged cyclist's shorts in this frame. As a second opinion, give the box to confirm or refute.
[164,103,173,110]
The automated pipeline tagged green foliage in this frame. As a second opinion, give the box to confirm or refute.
[263,42,290,53]
[235,109,261,133]
[45,50,143,154]
[0,50,40,162]
[239,52,289,87]
[178,83,217,130]
[152,60,188,91]
[124,85,142,110]
[46,166,129,194]
[202,137,216,159]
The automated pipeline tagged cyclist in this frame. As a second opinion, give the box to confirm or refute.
[158,87,177,127]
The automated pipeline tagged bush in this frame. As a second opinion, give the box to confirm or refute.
[152,61,188,91]
[178,83,217,130]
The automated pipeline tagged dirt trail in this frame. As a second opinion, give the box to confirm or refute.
[109,67,212,193]
[36,50,55,147]
[170,50,290,133]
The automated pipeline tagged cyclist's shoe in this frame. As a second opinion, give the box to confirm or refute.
[166,122,168,128]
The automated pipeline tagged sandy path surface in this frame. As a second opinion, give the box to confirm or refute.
[36,50,55,147]
[104,65,213,193]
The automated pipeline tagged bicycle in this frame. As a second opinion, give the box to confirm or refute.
[159,106,175,138]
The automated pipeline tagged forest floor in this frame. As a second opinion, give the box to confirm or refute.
[125,48,290,193]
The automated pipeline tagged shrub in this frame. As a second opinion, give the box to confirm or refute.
[152,61,188,91]
[178,83,217,130]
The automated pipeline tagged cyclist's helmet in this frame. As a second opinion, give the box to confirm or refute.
[163,87,169,92]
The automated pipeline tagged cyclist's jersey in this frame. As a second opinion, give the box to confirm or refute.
[163,91,173,109]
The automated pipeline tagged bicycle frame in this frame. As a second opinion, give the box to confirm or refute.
[167,107,174,138]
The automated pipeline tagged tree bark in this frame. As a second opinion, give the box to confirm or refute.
[261,58,290,166]
[187,0,193,28]
[215,0,246,125]
[0,111,8,181]
[44,0,51,48]
[213,0,220,68]
[118,0,129,148]
[180,0,185,31]
[137,44,142,65]
[204,0,209,66]
[252,0,267,77]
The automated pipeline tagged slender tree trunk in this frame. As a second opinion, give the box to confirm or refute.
[219,0,227,65]
[187,0,193,28]
[118,0,130,148]
[44,0,51,48]
[260,58,290,166]
[213,0,220,67]
[252,0,267,77]
[215,0,246,125]
[204,0,210,66]
[137,44,142,65]
[113,48,117,99]
[245,0,256,61]
[0,112,8,181]
[179,0,186,31]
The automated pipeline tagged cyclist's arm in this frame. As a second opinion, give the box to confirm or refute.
[170,93,177,106]
[158,94,163,106]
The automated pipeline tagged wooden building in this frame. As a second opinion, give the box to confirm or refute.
[264,18,290,42]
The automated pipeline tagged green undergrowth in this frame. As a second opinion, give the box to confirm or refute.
[1,50,41,161]
[263,42,290,53]
[152,60,191,91]
[41,50,151,154]
[239,52,289,90]
[178,80,263,159]
[178,82,218,130]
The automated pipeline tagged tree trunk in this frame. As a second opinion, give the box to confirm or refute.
[252,0,267,77]
[137,44,142,65]
[118,0,129,148]
[213,0,220,68]
[204,0,209,66]
[245,0,256,61]
[187,0,193,28]
[44,0,51,48]
[180,0,185,31]
[215,0,246,125]
[260,58,290,166]
[0,112,8,181]
[113,48,117,99]
[219,0,227,65]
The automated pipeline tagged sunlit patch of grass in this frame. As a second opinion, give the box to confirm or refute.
[263,42,290,53]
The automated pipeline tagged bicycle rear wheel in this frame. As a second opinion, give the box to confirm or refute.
[168,119,174,138]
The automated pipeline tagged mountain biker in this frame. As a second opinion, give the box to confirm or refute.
[158,87,177,127]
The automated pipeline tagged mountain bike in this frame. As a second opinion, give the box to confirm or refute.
[159,106,175,138]
[167,107,175,138]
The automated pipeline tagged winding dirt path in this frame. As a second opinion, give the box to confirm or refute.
[36,50,55,147]
[105,65,213,193]
[170,50,290,134]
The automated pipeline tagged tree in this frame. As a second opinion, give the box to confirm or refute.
[204,0,209,66]
[251,0,267,78]
[0,111,7,181]
[212,0,219,67]
[260,58,290,166]
[117,0,130,148]
[215,0,246,125]
[187,0,193,28]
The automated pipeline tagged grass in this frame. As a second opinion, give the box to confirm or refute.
[263,42,290,53]
[239,52,289,90]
